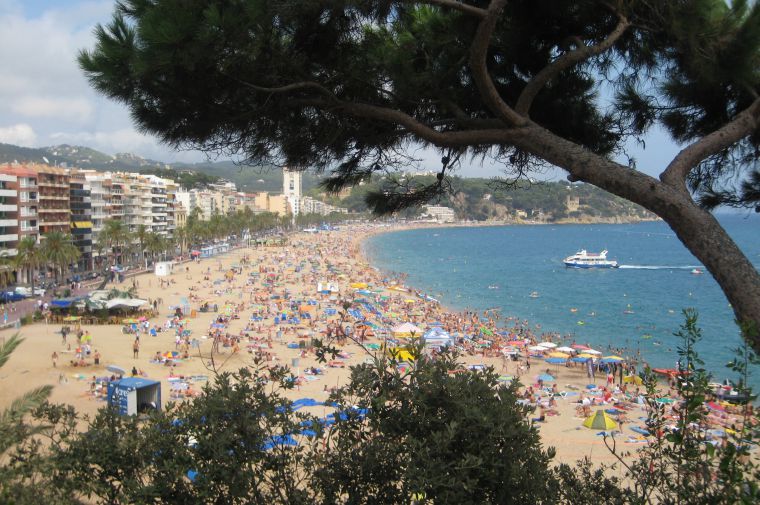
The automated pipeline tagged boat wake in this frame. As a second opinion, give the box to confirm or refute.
[618,265,702,270]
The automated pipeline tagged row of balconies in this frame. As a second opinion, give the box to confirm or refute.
[38,180,69,188]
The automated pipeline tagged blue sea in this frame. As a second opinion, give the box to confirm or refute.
[363,214,760,390]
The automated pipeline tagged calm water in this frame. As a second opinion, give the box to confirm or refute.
[364,215,760,389]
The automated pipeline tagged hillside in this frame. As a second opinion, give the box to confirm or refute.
[0,142,651,221]
[0,143,321,192]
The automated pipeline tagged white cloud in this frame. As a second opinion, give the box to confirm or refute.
[11,96,93,120]
[0,124,38,146]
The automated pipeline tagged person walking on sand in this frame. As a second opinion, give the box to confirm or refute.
[51,351,58,368]
[133,338,140,359]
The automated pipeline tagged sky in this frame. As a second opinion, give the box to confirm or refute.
[0,0,681,179]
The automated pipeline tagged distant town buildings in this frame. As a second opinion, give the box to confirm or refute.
[423,205,456,223]
[0,162,349,279]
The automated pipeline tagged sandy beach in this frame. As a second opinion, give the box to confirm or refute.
[1,224,738,470]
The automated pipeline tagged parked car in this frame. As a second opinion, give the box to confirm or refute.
[14,286,45,297]
[1,291,26,303]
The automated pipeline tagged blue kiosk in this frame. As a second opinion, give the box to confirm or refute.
[107,377,162,416]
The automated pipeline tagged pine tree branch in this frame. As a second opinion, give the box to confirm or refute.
[468,0,527,126]
[328,99,527,147]
[228,77,339,103]
[415,0,487,18]
[515,14,630,116]
[660,98,760,191]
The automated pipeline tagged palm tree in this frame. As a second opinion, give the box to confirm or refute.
[174,225,188,257]
[14,236,44,294]
[135,224,149,268]
[41,232,81,284]
[0,256,15,290]
[98,220,131,267]
[145,232,168,265]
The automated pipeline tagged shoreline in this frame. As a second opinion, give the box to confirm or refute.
[354,222,760,397]
[0,223,750,467]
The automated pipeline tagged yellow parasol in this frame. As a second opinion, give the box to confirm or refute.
[583,410,618,430]
[389,348,415,362]
[623,375,643,385]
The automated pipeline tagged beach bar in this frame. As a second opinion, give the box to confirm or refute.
[107,378,162,416]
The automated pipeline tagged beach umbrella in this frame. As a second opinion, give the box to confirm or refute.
[623,375,643,385]
[545,357,567,364]
[392,322,421,337]
[538,342,557,348]
[584,349,602,355]
[706,401,726,412]
[528,345,547,352]
[537,373,556,382]
[106,365,126,375]
[571,344,591,350]
[577,353,597,359]
[600,356,624,364]
[548,351,571,359]
[390,348,415,362]
[583,410,618,430]
[555,346,576,353]
[571,357,591,363]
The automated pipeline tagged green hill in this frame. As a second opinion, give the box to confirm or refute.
[0,142,651,221]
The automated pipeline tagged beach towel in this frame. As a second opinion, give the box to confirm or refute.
[630,426,650,436]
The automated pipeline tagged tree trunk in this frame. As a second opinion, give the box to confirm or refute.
[522,125,760,352]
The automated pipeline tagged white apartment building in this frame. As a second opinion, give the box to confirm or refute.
[176,189,217,219]
[83,172,112,238]
[283,168,302,217]
[424,205,456,223]
[300,196,348,216]
[0,173,18,257]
